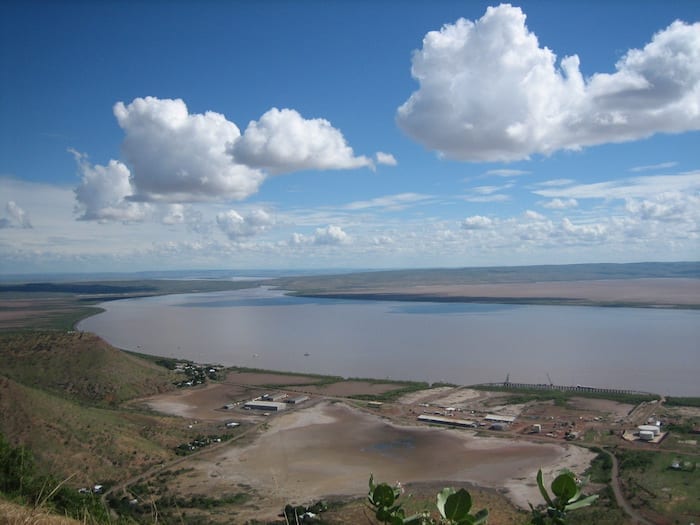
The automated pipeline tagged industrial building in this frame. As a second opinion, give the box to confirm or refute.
[484,414,516,424]
[261,392,288,401]
[418,414,477,428]
[244,400,287,411]
[285,395,310,404]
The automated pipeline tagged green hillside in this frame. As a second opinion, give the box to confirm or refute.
[0,331,194,485]
[0,331,174,406]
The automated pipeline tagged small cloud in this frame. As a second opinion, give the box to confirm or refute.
[345,192,430,211]
[288,225,350,246]
[313,224,349,245]
[1,201,32,229]
[542,198,579,209]
[375,152,398,166]
[462,194,510,203]
[71,149,148,222]
[462,215,494,230]
[537,179,575,187]
[216,208,274,241]
[534,172,700,200]
[562,218,608,242]
[162,204,186,225]
[484,169,530,177]
[629,161,678,173]
[523,210,546,220]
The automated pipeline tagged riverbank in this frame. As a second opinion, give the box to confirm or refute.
[288,278,700,309]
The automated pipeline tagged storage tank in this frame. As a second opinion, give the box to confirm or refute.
[639,430,655,441]
[638,424,660,436]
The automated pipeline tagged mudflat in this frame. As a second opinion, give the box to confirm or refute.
[174,401,594,520]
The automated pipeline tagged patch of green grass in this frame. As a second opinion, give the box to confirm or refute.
[665,396,700,407]
[585,448,613,483]
[616,448,700,521]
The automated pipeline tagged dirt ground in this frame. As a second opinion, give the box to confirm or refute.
[138,382,252,420]
[566,397,635,419]
[170,401,594,522]
[297,380,405,397]
[224,371,324,386]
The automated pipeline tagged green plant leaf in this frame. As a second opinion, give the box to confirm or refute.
[472,508,489,524]
[565,493,599,511]
[437,487,456,518]
[389,515,405,525]
[373,483,396,508]
[369,473,376,493]
[376,506,392,521]
[551,473,577,503]
[536,469,554,507]
[444,488,473,520]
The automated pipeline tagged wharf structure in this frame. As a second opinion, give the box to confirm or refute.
[478,381,656,397]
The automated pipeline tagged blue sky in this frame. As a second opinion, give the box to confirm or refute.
[1,1,699,274]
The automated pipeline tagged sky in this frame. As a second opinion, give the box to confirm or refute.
[1,1,699,275]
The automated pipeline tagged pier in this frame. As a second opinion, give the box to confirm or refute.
[477,381,656,397]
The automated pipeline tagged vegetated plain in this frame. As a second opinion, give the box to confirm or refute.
[1,262,699,524]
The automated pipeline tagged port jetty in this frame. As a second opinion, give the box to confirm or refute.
[478,381,656,397]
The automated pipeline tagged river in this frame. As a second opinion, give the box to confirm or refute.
[78,286,700,396]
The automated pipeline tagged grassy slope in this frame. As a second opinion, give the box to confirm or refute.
[0,331,174,406]
[0,332,192,485]
[0,497,81,525]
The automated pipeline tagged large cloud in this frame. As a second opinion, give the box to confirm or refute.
[114,97,266,202]
[229,108,373,174]
[397,4,700,162]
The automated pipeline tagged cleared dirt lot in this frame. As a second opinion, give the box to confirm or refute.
[139,382,252,420]
[171,401,594,521]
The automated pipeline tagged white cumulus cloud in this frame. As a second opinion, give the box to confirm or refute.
[313,224,349,245]
[216,208,274,241]
[397,4,700,162]
[0,201,32,229]
[229,107,373,174]
[72,150,148,222]
[114,96,266,202]
[376,152,398,166]
[462,215,494,230]
[291,225,350,246]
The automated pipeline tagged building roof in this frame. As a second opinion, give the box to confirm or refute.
[418,414,476,427]
[484,414,516,423]
[244,401,287,410]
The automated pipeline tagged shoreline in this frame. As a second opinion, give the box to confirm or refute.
[285,277,700,310]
